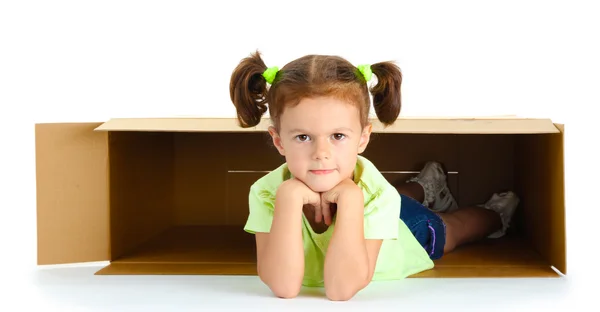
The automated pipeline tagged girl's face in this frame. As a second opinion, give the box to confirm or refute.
[268,96,372,193]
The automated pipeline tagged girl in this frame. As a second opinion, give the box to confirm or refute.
[228,51,519,301]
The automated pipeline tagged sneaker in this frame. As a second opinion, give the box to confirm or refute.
[406,161,458,213]
[479,191,520,238]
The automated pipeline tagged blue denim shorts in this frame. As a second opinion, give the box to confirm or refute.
[399,194,446,260]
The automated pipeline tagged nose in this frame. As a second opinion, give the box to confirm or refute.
[312,138,331,160]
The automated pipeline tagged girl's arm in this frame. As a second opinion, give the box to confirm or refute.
[255,181,314,298]
[323,194,383,301]
[255,197,304,298]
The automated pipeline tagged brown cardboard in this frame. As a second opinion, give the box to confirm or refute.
[35,117,566,278]
[35,123,110,265]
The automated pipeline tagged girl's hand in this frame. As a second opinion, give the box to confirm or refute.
[277,177,322,211]
[321,179,363,215]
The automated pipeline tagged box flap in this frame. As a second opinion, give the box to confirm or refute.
[35,123,110,264]
[549,123,567,274]
[94,116,560,134]
[514,123,566,276]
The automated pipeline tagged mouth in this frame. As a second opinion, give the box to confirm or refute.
[309,169,335,175]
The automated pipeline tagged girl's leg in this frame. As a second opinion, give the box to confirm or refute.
[395,162,459,259]
[437,206,502,253]
[439,191,520,253]
[395,161,520,256]
[394,180,425,203]
[395,161,458,213]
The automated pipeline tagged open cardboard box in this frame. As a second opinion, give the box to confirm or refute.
[34,116,566,278]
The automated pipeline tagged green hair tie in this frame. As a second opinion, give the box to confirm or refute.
[262,66,279,84]
[357,64,372,82]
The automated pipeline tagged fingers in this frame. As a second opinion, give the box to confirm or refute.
[321,197,332,225]
[307,191,322,223]
[320,191,339,226]
[314,194,322,223]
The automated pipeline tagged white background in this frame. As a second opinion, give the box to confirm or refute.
[1,0,599,311]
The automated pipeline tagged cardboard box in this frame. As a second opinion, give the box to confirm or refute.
[34,116,566,277]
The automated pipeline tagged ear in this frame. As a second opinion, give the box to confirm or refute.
[358,123,372,154]
[268,126,286,156]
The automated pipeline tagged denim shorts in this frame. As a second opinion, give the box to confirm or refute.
[399,194,446,260]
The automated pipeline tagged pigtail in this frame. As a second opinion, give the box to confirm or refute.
[229,51,270,128]
[369,62,403,126]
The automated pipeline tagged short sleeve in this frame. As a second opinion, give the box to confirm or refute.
[362,185,401,240]
[243,184,276,234]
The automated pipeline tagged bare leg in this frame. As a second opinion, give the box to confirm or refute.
[396,182,502,254]
[395,181,425,204]
[437,208,501,253]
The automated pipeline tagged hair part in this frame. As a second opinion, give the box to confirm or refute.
[229,50,402,131]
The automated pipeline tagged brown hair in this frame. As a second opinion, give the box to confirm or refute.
[229,50,402,131]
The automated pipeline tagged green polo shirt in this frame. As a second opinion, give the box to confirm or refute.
[243,155,434,287]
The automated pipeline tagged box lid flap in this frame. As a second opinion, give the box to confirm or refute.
[36,123,110,264]
[94,116,560,134]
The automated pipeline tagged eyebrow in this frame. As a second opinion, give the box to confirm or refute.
[287,127,354,134]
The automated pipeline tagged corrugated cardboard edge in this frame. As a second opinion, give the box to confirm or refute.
[94,117,560,134]
[35,123,111,265]
[551,123,567,275]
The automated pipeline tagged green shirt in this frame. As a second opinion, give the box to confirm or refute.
[243,155,434,287]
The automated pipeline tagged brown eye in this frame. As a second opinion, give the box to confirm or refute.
[296,134,310,142]
[333,133,346,140]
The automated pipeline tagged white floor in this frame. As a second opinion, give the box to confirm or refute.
[0,260,591,311]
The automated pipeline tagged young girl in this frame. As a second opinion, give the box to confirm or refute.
[228,51,520,301]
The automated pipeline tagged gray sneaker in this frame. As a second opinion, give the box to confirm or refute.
[407,161,458,213]
[479,191,520,238]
